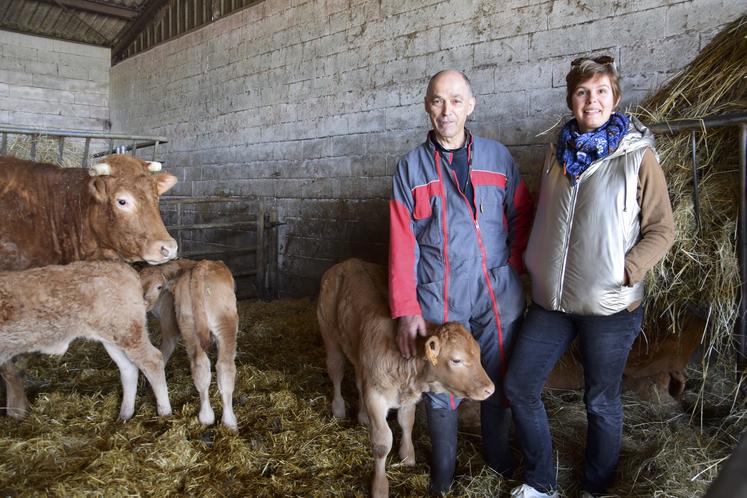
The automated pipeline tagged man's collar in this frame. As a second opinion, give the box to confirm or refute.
[427,129,472,152]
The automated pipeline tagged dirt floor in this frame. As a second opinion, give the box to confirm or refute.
[0,298,744,497]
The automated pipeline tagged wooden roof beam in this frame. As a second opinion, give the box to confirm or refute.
[111,0,169,61]
[42,0,141,20]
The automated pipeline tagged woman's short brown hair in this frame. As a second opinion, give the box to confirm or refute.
[565,55,621,109]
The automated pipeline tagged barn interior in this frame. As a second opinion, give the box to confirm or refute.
[0,1,746,496]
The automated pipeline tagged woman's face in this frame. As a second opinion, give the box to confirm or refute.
[571,73,619,132]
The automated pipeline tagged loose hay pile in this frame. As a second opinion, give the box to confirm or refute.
[5,134,88,168]
[0,298,743,497]
[634,16,747,370]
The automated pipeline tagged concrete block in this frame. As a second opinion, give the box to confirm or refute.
[621,34,700,75]
[9,85,75,103]
[52,39,109,59]
[474,35,529,67]
[2,44,39,61]
[0,69,32,85]
[347,109,386,134]
[331,134,366,157]
[479,91,529,120]
[528,24,592,60]
[426,45,473,71]
[495,61,552,92]
[385,103,422,131]
[23,61,59,77]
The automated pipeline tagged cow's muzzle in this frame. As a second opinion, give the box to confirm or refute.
[143,238,178,264]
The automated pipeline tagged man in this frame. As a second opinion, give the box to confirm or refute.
[389,69,533,493]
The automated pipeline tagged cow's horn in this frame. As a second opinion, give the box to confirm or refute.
[89,162,111,176]
[147,161,162,172]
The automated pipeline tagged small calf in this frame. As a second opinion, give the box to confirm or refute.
[139,259,238,430]
[317,259,495,498]
[0,261,171,420]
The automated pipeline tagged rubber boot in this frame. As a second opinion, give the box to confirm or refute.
[481,402,513,476]
[426,404,459,495]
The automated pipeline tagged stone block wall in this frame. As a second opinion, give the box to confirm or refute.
[0,30,110,131]
[110,0,744,297]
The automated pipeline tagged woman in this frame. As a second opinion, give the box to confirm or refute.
[504,56,675,498]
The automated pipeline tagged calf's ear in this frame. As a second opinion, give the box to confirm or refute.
[153,172,177,195]
[425,336,441,366]
[88,177,109,203]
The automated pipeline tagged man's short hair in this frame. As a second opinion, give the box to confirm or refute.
[426,70,474,98]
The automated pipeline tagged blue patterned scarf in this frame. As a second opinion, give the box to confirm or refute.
[556,112,630,178]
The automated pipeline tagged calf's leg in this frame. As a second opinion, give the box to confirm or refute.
[154,292,179,364]
[184,336,215,426]
[102,342,141,421]
[397,403,416,466]
[215,314,238,430]
[366,389,393,498]
[107,326,172,418]
[1,360,29,419]
[321,335,347,419]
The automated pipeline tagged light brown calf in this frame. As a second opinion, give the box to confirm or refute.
[317,259,495,498]
[0,261,171,420]
[139,259,239,430]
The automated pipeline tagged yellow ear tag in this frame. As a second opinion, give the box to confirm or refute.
[425,337,439,366]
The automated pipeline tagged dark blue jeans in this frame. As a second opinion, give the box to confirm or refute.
[504,303,643,494]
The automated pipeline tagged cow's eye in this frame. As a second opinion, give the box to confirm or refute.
[117,198,127,206]
[156,284,162,290]
[450,358,463,366]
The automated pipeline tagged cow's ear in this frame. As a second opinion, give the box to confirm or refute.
[153,172,177,195]
[425,336,441,366]
[88,177,109,203]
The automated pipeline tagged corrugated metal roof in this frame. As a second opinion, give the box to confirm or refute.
[0,0,261,63]
[0,0,147,47]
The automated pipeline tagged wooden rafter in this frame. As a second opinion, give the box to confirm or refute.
[111,0,169,62]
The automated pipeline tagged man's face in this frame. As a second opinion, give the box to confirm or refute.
[424,72,476,149]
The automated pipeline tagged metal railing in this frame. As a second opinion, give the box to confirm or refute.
[647,112,747,375]
[0,125,168,166]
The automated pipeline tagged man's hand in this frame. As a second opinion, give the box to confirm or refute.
[396,314,427,359]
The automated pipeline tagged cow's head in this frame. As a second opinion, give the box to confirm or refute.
[423,322,495,401]
[87,154,178,264]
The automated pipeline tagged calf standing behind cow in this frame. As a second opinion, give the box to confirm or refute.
[139,259,239,431]
[317,258,495,498]
[0,261,171,420]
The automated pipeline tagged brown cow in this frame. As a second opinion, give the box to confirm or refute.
[139,259,239,431]
[0,261,171,420]
[0,154,178,271]
[317,259,495,498]
[545,311,705,401]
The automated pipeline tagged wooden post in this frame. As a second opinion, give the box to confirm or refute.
[256,202,265,299]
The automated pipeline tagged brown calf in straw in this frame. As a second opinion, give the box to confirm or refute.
[139,259,239,430]
[0,261,171,420]
[317,259,494,498]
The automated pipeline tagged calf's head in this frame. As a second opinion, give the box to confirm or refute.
[423,322,495,401]
[139,266,168,311]
[88,154,178,265]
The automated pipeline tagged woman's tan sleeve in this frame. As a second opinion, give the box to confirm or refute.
[624,148,676,285]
